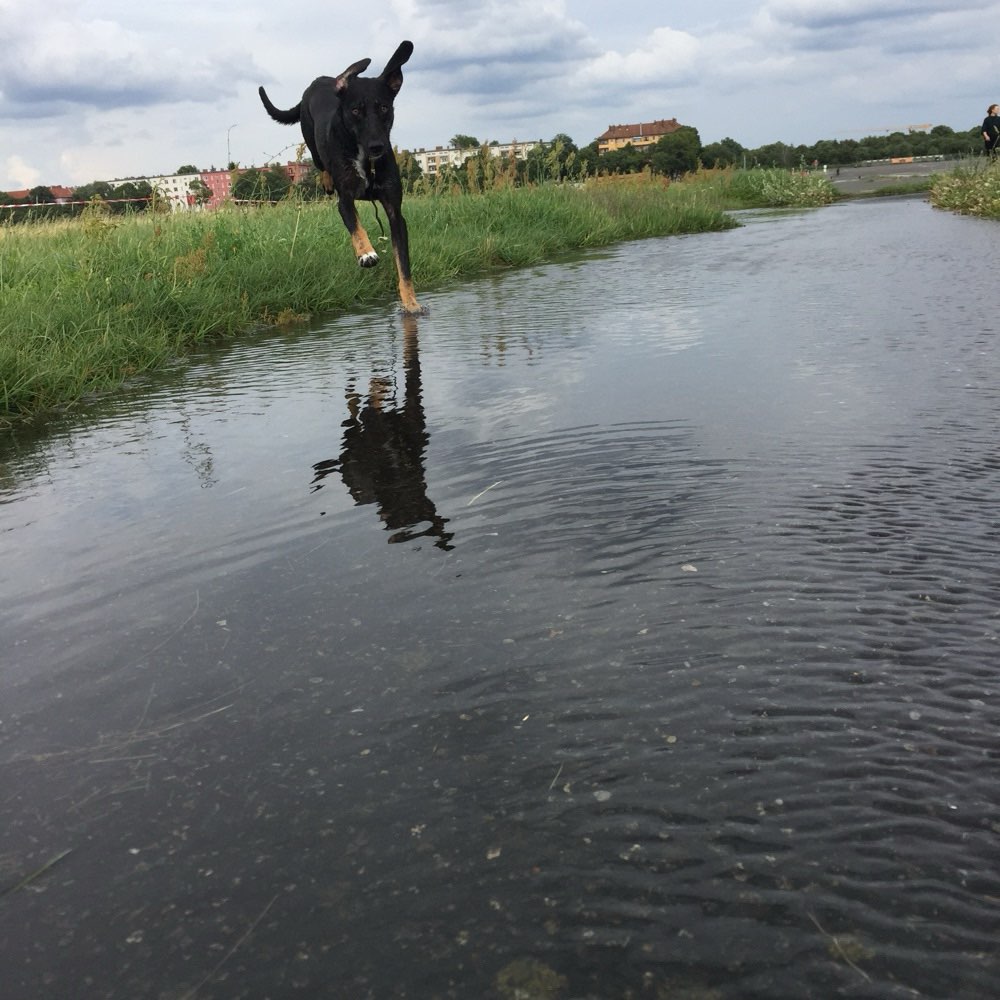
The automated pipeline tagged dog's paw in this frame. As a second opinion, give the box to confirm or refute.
[357,251,379,268]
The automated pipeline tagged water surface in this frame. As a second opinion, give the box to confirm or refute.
[2,198,999,999]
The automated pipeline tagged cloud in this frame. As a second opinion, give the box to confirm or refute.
[759,0,987,52]
[4,155,40,189]
[575,27,701,90]
[0,4,265,119]
[1,1,997,190]
[378,2,702,135]
[765,0,948,29]
[390,0,592,92]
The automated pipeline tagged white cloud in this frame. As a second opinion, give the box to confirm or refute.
[576,27,700,90]
[4,155,40,190]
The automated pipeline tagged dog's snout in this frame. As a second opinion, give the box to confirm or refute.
[368,142,387,159]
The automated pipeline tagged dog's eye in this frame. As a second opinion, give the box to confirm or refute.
[351,106,363,118]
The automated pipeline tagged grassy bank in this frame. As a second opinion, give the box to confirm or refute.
[0,169,833,422]
[929,158,1000,217]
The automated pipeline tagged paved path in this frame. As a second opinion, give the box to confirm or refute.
[828,158,962,195]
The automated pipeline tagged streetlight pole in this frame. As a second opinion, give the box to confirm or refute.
[227,124,238,169]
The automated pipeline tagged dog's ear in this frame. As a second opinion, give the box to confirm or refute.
[335,57,372,93]
[380,40,414,95]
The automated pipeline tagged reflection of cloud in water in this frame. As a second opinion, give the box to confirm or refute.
[596,304,703,354]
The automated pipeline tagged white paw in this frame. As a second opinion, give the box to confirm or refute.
[358,251,379,268]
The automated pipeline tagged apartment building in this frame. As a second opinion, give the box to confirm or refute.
[199,169,233,209]
[409,139,544,176]
[143,161,312,210]
[144,172,200,211]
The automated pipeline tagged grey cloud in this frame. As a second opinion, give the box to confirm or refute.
[760,1,984,57]
[0,8,264,120]
[766,0,961,31]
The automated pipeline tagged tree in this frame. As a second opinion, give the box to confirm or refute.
[115,180,153,212]
[649,126,701,176]
[545,133,578,181]
[232,165,291,202]
[523,144,550,184]
[73,181,115,202]
[394,148,423,193]
[293,165,327,201]
[600,143,645,175]
[751,141,795,167]
[188,177,212,208]
[176,164,200,175]
[450,134,480,149]
[576,141,600,178]
[700,136,745,168]
[464,144,496,192]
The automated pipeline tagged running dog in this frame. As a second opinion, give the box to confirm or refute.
[259,41,424,315]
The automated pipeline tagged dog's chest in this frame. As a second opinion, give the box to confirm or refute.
[335,156,376,198]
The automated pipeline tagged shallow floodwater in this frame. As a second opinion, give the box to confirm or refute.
[2,197,1000,999]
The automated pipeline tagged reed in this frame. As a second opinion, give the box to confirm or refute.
[719,166,837,208]
[929,157,1000,217]
[0,172,832,421]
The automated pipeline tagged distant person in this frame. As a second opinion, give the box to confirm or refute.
[982,104,1000,155]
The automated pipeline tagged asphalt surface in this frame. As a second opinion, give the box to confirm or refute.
[828,157,961,195]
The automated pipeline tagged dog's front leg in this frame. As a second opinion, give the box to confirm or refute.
[337,196,379,268]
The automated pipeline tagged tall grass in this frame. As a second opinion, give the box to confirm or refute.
[720,167,837,208]
[929,157,1000,217]
[0,171,833,421]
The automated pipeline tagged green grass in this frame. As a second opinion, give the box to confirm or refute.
[929,157,1000,217]
[718,167,837,208]
[0,170,835,422]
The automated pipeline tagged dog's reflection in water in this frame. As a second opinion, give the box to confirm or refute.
[311,318,453,550]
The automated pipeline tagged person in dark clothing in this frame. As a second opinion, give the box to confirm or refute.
[982,104,1000,155]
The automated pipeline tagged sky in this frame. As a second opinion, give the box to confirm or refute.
[0,0,995,191]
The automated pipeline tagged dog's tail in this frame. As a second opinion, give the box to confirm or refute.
[258,86,301,125]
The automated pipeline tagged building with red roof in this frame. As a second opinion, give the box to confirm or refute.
[597,119,683,154]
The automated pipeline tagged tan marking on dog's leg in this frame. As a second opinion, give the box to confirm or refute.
[352,224,379,267]
[320,170,335,194]
[393,246,425,314]
[397,277,423,314]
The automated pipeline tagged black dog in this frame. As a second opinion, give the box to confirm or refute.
[259,41,424,315]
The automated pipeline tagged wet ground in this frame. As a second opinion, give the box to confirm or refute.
[2,197,1000,999]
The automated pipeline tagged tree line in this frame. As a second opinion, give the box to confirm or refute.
[1,123,986,220]
[408,123,984,191]
[221,122,991,199]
